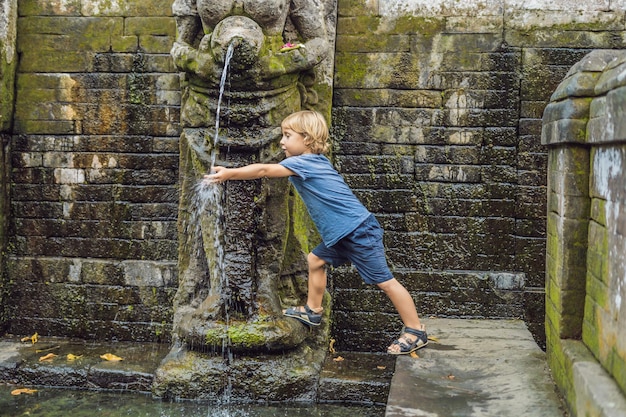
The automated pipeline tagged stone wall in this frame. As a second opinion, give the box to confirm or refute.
[543,49,626,416]
[0,0,17,331]
[329,0,626,351]
[7,0,180,341]
[2,0,625,354]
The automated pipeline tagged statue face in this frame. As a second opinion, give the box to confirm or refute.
[210,16,264,67]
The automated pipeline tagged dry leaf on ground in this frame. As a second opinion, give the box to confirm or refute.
[11,388,38,396]
[20,333,38,344]
[100,353,123,361]
[39,353,57,362]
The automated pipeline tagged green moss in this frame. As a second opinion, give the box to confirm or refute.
[204,315,292,349]
[392,16,445,37]
[280,189,318,272]
[610,347,626,394]
[333,53,370,86]
[291,194,313,253]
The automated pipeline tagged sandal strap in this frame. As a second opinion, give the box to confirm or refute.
[404,326,425,337]
[393,338,412,350]
[305,305,315,315]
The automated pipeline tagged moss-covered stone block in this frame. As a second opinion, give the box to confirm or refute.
[336,34,410,53]
[587,276,609,309]
[336,16,382,34]
[610,348,626,394]
[125,17,176,36]
[336,0,377,17]
[18,0,82,16]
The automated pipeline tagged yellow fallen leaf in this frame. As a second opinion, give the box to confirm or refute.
[376,365,386,370]
[332,356,344,362]
[328,338,336,354]
[67,354,83,361]
[39,353,57,362]
[21,332,38,344]
[100,353,123,361]
[11,388,38,396]
[410,351,419,359]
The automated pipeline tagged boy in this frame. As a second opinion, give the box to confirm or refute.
[206,110,427,355]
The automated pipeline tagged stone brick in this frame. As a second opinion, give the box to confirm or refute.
[595,55,626,93]
[336,34,410,53]
[586,273,608,310]
[125,17,175,36]
[333,88,442,108]
[335,15,380,33]
[550,73,599,102]
[138,35,175,54]
[18,0,82,16]
[507,28,622,49]
[587,114,612,145]
[605,86,626,141]
[17,16,123,36]
[542,118,589,145]
[542,97,592,123]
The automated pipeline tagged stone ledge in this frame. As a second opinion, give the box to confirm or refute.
[562,339,626,417]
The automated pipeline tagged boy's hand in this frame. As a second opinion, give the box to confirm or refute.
[204,166,228,184]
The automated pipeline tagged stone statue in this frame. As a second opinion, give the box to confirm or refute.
[154,0,336,401]
[162,0,334,374]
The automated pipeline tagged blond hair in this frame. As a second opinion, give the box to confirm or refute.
[281,110,330,154]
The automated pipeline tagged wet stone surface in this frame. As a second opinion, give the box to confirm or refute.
[0,336,170,391]
[0,386,386,417]
[385,319,566,417]
[0,334,393,410]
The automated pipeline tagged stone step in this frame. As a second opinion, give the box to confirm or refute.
[318,351,396,405]
[385,318,567,417]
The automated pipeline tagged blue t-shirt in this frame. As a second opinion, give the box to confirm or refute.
[280,154,371,247]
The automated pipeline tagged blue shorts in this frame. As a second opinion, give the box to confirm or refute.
[312,215,394,285]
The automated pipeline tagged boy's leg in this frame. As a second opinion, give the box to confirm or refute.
[377,278,425,353]
[283,252,326,324]
[306,252,327,312]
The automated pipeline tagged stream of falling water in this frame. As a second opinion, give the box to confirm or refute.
[189,42,235,413]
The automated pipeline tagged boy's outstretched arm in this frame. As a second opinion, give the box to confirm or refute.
[205,164,294,183]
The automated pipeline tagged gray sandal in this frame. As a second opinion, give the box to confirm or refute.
[388,326,428,355]
[283,305,322,326]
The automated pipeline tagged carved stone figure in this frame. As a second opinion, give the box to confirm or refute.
[153,0,336,402]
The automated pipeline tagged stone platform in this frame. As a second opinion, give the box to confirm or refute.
[386,318,567,417]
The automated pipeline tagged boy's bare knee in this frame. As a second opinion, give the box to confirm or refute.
[307,252,326,271]
[377,278,399,292]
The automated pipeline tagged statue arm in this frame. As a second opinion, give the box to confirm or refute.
[288,0,329,66]
[170,0,223,83]
[256,0,329,78]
